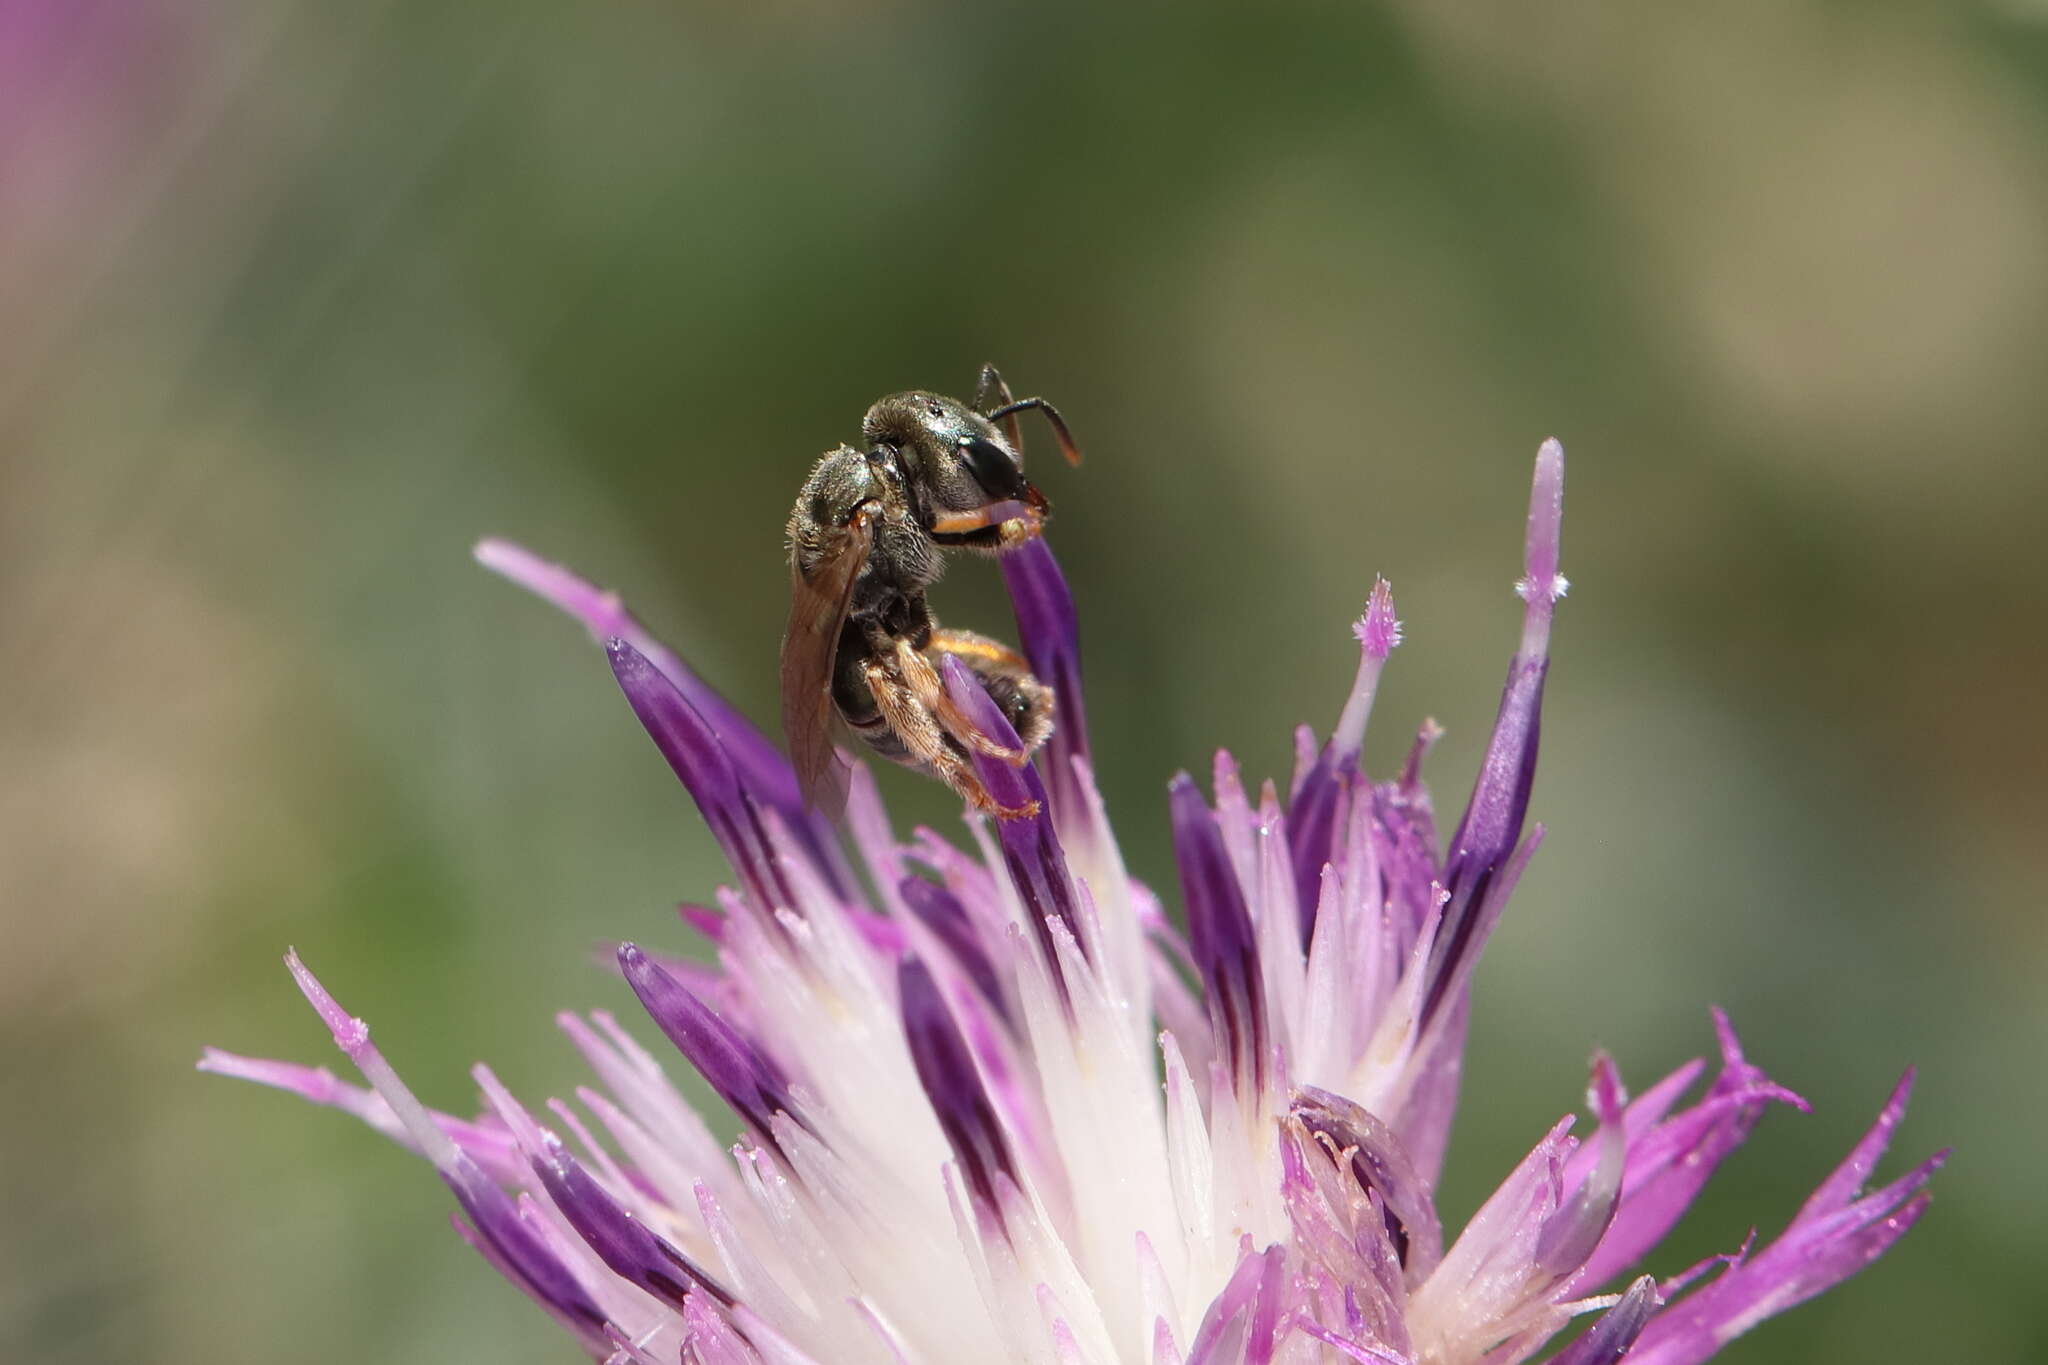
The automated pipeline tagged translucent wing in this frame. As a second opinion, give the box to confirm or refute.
[780,507,872,818]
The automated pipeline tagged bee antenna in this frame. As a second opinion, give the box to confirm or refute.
[984,397,1083,467]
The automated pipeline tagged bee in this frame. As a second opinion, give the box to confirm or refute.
[780,364,1081,820]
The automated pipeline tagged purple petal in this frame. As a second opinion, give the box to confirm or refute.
[1548,1276,1661,1365]
[1415,1112,1576,1332]
[936,653,1049,821]
[1278,1118,1409,1353]
[1370,736,1444,936]
[939,655,1085,980]
[608,638,791,916]
[898,956,1018,1213]
[617,943,800,1147]
[197,1048,523,1183]
[437,1181,605,1341]
[677,902,728,944]
[281,952,609,1347]
[1170,772,1267,1087]
[530,1131,735,1312]
[446,1210,613,1354]
[998,538,1089,819]
[1291,1085,1445,1283]
[1413,825,1544,1072]
[1391,824,1543,1187]
[1796,1066,1916,1219]
[1287,1322,1412,1365]
[1570,1020,1805,1291]
[1535,1054,1627,1284]
[476,538,846,890]
[1186,1243,1289,1365]
[898,875,1009,1024]
[678,1292,760,1364]
[1389,992,1466,1187]
[602,940,730,1006]
[1570,1057,1710,1181]
[1628,1072,1944,1365]
[1425,441,1564,1027]
[1285,754,1357,943]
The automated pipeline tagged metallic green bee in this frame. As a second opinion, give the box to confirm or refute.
[780,365,1080,819]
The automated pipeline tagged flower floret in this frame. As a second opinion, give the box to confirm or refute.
[204,440,1935,1365]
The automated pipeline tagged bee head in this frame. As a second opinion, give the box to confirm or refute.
[863,391,1041,522]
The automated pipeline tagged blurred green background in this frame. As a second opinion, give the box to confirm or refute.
[4,0,2043,1360]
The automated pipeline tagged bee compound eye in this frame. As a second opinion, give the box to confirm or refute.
[957,435,1024,499]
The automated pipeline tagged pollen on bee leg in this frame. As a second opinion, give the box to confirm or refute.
[994,516,1041,549]
[896,636,1030,765]
[929,499,1039,538]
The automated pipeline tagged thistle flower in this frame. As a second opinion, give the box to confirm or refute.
[202,440,1941,1364]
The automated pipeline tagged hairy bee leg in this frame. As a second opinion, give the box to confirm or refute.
[892,637,1030,765]
[929,629,1057,754]
[929,503,1045,541]
[930,629,1030,672]
[863,658,1038,820]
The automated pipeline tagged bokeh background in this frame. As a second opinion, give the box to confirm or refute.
[4,1,2044,1360]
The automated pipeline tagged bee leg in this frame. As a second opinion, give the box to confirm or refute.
[892,637,1030,766]
[863,658,1039,820]
[929,502,1045,546]
[926,629,1056,754]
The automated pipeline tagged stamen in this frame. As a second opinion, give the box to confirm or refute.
[616,944,802,1150]
[1169,774,1266,1089]
[899,957,1019,1215]
[1292,1085,1444,1280]
[1290,577,1403,932]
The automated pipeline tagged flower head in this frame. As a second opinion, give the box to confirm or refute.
[203,440,1941,1364]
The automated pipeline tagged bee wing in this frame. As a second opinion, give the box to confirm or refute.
[780,507,873,818]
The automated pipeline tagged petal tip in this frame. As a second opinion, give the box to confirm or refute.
[284,949,367,1054]
[472,536,521,569]
[1588,1051,1627,1120]
[1518,438,1568,615]
[1709,1005,1745,1062]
